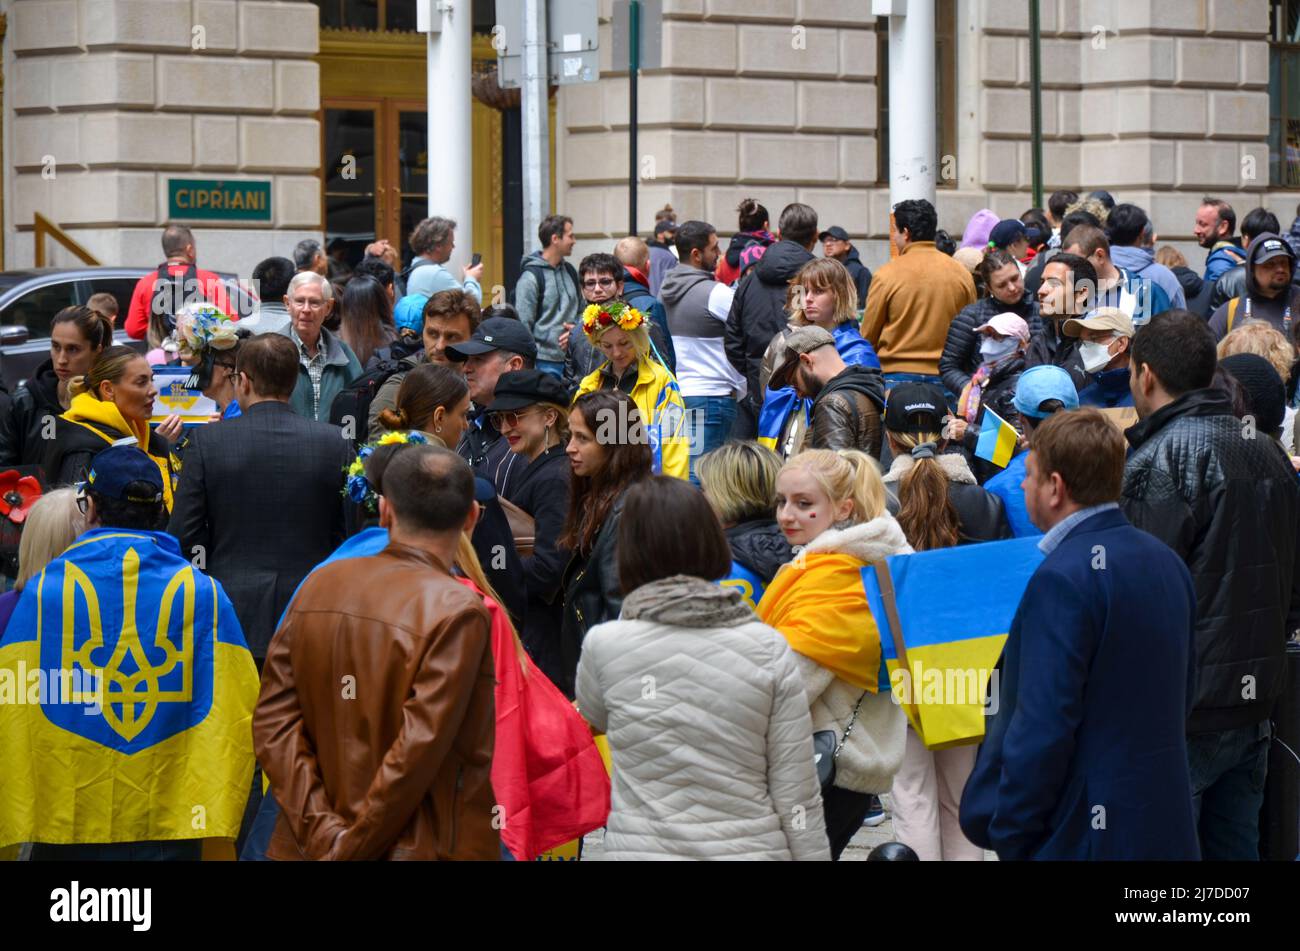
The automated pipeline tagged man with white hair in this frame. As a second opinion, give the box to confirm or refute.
[274,271,362,422]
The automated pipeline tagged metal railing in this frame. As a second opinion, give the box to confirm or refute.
[33,212,99,267]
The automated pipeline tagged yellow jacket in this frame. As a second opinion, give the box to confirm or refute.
[60,392,176,511]
[574,358,689,480]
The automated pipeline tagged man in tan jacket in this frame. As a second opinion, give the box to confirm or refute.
[862,198,977,396]
[253,445,498,861]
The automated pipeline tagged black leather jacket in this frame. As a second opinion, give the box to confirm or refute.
[810,365,886,458]
[1121,388,1300,733]
[558,497,625,700]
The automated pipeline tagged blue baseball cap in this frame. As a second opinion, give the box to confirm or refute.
[393,294,430,334]
[85,445,164,504]
[1013,365,1080,419]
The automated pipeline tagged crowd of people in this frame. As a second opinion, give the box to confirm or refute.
[0,188,1297,863]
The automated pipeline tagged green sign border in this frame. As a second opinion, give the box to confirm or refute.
[167,179,272,222]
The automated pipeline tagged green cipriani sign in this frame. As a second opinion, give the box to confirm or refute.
[167,179,271,222]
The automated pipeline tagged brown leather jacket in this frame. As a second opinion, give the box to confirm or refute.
[253,542,498,861]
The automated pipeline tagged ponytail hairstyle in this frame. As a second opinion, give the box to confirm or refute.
[454,531,529,671]
[68,345,141,401]
[889,429,960,551]
[377,362,468,436]
[51,305,113,352]
[560,390,653,553]
[737,197,770,232]
[977,247,1021,298]
[780,448,887,527]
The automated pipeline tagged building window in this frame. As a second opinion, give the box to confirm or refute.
[876,0,958,187]
[1271,0,1300,186]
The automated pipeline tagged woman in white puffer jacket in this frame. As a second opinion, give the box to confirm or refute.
[758,448,910,859]
[575,476,829,861]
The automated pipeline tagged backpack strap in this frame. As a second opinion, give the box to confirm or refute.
[1227,297,1239,333]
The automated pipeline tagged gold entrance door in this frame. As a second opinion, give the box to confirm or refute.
[322,98,429,268]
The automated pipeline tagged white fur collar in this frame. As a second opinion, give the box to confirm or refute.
[883,451,977,485]
[800,514,914,563]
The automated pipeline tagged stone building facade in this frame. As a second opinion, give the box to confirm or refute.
[3,0,322,275]
[560,0,1281,267]
[0,0,1292,278]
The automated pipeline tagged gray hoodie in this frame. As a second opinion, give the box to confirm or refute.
[514,252,580,362]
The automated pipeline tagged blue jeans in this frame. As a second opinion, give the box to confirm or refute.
[684,395,737,485]
[883,372,956,411]
[536,359,565,380]
[1187,719,1271,861]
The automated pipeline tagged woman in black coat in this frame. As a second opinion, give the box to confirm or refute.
[483,369,575,691]
[0,306,111,468]
[557,389,652,699]
[696,440,792,610]
[939,248,1042,399]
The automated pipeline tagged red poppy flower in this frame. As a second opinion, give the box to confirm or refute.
[598,310,613,326]
[0,470,41,525]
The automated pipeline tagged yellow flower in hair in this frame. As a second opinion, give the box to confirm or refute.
[616,307,645,331]
[347,459,366,477]
[377,431,412,447]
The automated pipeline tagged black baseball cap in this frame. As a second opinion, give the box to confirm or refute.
[446,317,539,362]
[486,369,570,412]
[988,219,1027,249]
[819,226,851,242]
[84,445,164,504]
[884,382,948,435]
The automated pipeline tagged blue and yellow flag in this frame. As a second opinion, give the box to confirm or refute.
[718,560,768,611]
[757,387,808,453]
[861,536,1044,749]
[0,529,259,848]
[974,405,1019,469]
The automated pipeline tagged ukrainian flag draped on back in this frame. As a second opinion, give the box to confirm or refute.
[0,529,259,848]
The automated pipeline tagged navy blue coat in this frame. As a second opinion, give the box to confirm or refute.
[959,507,1201,860]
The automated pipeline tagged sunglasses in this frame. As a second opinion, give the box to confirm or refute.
[489,408,540,430]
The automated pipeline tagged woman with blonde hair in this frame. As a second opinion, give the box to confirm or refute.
[0,488,84,635]
[756,259,885,460]
[43,346,181,509]
[573,300,689,479]
[697,440,792,610]
[757,447,910,858]
[1217,320,1300,449]
[880,383,1008,861]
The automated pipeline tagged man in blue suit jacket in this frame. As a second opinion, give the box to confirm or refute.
[960,408,1200,860]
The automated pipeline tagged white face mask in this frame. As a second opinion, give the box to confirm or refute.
[1079,338,1116,374]
[979,336,1019,363]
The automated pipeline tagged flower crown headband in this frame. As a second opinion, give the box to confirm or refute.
[167,303,239,361]
[581,300,645,339]
[344,431,429,515]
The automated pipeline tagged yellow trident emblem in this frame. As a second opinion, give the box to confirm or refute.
[61,546,195,742]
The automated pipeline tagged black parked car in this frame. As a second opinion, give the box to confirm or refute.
[0,267,257,389]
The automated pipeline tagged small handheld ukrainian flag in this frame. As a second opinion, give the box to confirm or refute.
[974,405,1019,469]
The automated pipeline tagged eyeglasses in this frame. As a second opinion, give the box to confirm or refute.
[75,485,89,515]
[582,278,617,290]
[489,408,539,430]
